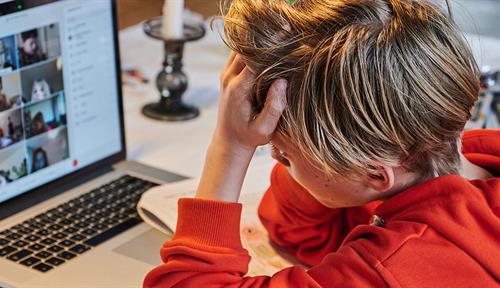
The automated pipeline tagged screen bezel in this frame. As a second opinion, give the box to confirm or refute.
[0,0,126,220]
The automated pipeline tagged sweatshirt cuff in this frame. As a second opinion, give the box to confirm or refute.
[173,198,243,249]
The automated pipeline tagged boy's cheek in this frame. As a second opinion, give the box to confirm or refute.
[287,163,371,208]
[288,166,333,207]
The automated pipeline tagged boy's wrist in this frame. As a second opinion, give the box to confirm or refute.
[195,136,255,202]
[209,133,257,162]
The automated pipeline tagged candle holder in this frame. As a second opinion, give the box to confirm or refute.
[142,17,205,121]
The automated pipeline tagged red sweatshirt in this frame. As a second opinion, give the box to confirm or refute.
[144,130,500,287]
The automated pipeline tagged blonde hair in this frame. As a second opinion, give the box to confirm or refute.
[221,0,480,178]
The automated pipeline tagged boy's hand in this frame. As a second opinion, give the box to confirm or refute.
[195,52,288,202]
[214,52,288,153]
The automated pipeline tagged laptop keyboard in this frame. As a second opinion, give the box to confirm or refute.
[0,175,157,272]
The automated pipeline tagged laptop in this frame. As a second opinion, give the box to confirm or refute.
[0,1,187,287]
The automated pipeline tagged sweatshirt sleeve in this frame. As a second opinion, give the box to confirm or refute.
[143,198,384,288]
[462,129,500,175]
[258,163,380,266]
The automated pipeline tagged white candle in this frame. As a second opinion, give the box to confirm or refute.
[161,0,184,39]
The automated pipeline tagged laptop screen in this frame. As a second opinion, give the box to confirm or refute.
[0,0,122,203]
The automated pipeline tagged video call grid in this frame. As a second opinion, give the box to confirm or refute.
[0,22,70,188]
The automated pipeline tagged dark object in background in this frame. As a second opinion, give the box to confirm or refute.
[467,68,500,129]
[141,17,205,121]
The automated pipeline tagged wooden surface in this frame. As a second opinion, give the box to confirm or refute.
[117,0,221,30]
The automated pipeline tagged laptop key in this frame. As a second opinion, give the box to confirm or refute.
[44,215,58,222]
[35,251,52,259]
[59,239,75,247]
[20,256,41,267]
[93,223,108,230]
[36,229,51,237]
[34,218,51,226]
[7,249,32,261]
[28,223,43,230]
[40,238,56,245]
[17,228,33,235]
[0,229,10,235]
[74,222,88,229]
[53,232,67,240]
[63,227,78,234]
[6,233,22,240]
[86,216,98,223]
[0,245,17,257]
[70,234,86,241]
[104,218,118,225]
[25,234,41,242]
[47,245,64,253]
[46,257,65,266]
[82,228,97,236]
[32,262,53,272]
[48,224,63,231]
[12,224,24,231]
[13,240,29,248]
[69,244,90,254]
[69,214,81,221]
[59,219,73,226]
[28,243,45,251]
[58,251,77,260]
[0,238,9,246]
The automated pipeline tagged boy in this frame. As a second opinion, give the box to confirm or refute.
[144,0,500,286]
[18,29,46,67]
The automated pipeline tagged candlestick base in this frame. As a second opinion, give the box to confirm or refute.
[142,102,199,121]
[142,17,205,122]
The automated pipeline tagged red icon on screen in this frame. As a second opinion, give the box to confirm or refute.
[73,159,78,167]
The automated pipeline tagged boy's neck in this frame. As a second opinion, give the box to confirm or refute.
[384,153,493,201]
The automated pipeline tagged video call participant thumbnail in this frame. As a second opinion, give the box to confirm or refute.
[0,108,23,149]
[27,126,69,173]
[20,57,63,104]
[18,29,47,67]
[23,93,66,139]
[0,143,27,186]
[0,35,17,71]
[0,72,22,112]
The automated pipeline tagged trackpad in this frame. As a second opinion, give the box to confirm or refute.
[112,228,172,266]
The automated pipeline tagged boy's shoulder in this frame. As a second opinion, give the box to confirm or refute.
[340,174,500,287]
[462,129,500,174]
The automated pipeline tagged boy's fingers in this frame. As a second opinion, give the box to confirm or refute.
[226,54,246,77]
[232,66,256,96]
[223,51,237,71]
[252,79,287,137]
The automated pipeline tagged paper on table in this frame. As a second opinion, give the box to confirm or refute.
[137,178,300,276]
[137,179,195,235]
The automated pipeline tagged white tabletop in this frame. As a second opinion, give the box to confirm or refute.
[118,21,500,193]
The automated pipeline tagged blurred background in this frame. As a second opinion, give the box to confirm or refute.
[118,0,219,29]
[450,0,500,39]
[118,0,500,39]
[117,0,500,129]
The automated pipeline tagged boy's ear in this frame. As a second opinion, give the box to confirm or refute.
[365,165,395,193]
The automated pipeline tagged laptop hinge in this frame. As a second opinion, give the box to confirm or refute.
[0,164,113,220]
